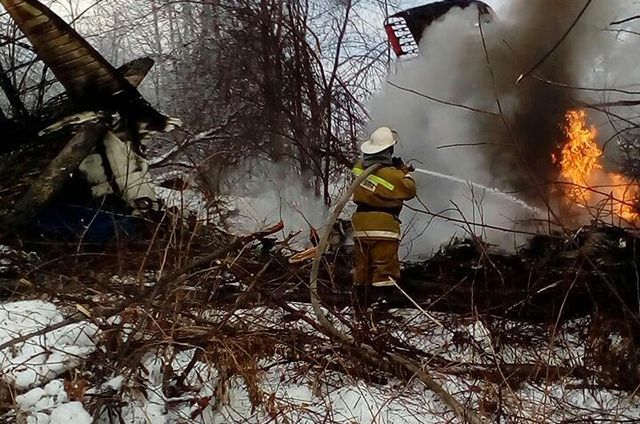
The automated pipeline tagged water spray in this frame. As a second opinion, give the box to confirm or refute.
[412,167,543,214]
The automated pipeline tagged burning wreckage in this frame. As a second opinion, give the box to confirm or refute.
[1,0,640,348]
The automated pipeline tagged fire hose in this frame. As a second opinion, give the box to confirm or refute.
[309,164,484,424]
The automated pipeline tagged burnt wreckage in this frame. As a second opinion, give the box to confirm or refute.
[378,1,640,333]
[384,0,494,56]
[0,0,179,243]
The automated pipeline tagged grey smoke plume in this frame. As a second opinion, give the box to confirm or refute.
[368,0,640,254]
[225,161,329,246]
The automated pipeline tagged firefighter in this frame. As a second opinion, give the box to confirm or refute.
[351,126,416,313]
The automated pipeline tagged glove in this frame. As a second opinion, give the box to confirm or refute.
[393,157,414,173]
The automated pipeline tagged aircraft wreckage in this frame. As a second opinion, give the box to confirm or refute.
[0,0,180,243]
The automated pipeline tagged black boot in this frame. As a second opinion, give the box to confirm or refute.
[371,286,394,307]
[370,286,397,323]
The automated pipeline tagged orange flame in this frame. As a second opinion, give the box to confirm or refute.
[555,109,639,223]
[611,173,639,222]
[557,110,601,203]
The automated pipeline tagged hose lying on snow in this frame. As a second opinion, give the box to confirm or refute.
[309,164,484,424]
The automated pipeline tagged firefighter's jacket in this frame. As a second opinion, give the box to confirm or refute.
[351,161,416,240]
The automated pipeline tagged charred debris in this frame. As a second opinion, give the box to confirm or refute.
[3,1,640,417]
[0,0,640,329]
[0,0,177,242]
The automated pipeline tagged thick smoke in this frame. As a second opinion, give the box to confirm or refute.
[224,161,329,246]
[482,1,633,191]
[368,0,640,254]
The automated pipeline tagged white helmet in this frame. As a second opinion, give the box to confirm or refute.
[360,126,398,154]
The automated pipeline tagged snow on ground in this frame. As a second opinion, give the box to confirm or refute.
[0,301,98,390]
[3,300,640,422]
[100,349,452,423]
[17,384,92,424]
[0,301,97,423]
[96,352,640,423]
[93,306,640,422]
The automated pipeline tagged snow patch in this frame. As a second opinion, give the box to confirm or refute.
[15,379,93,424]
[0,301,98,390]
[49,402,92,424]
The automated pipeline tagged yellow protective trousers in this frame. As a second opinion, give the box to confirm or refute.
[353,238,400,287]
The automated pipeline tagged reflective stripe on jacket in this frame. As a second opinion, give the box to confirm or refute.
[351,161,416,240]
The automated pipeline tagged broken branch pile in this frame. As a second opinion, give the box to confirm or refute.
[4,219,640,325]
[2,219,640,421]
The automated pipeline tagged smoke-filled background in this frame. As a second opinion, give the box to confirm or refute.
[368,0,640,255]
[6,0,638,257]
